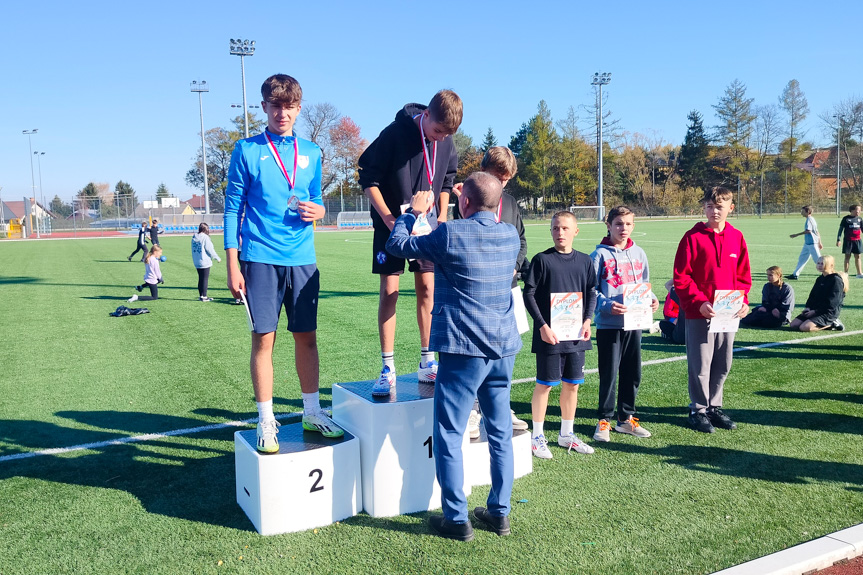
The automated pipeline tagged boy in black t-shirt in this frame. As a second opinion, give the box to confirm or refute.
[523,212,597,459]
[358,90,461,396]
[837,204,863,278]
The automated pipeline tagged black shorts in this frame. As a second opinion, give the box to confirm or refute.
[371,222,434,275]
[795,311,835,328]
[535,351,586,386]
[241,261,319,334]
[842,239,862,255]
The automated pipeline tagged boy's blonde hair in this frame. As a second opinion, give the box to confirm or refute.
[481,147,518,180]
[820,255,850,293]
[702,186,733,204]
[428,90,463,134]
[552,211,577,225]
[766,265,783,287]
[262,74,303,107]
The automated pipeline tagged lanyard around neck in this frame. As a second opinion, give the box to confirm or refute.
[415,113,437,189]
[265,132,298,190]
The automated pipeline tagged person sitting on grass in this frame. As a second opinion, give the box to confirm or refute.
[128,245,163,303]
[789,255,848,332]
[741,266,795,329]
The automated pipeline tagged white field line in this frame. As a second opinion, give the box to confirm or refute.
[2,330,861,464]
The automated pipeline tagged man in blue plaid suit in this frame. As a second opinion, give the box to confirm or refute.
[386,171,522,541]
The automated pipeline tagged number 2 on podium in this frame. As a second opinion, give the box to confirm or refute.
[309,469,324,493]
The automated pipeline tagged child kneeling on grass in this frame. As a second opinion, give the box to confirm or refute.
[128,245,163,303]
[523,211,597,459]
[789,255,848,332]
[740,266,794,328]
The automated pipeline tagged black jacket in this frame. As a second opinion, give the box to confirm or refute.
[358,104,458,229]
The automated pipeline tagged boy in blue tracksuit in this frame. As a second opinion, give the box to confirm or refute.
[224,74,343,454]
[590,206,659,442]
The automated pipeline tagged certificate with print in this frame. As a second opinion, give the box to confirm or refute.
[622,282,653,331]
[550,292,584,341]
[512,286,530,334]
[709,289,745,333]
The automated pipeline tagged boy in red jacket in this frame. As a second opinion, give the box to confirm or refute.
[673,187,751,433]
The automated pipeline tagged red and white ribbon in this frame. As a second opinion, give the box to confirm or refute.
[265,132,298,191]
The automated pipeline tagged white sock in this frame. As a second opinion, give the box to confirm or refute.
[302,392,320,416]
[532,421,544,438]
[256,400,274,422]
[561,419,574,437]
[381,351,395,372]
[420,347,435,365]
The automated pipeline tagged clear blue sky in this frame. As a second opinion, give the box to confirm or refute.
[1,0,859,204]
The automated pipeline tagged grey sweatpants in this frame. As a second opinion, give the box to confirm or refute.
[685,317,734,413]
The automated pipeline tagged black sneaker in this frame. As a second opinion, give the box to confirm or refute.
[135,285,143,292]
[429,516,474,542]
[473,507,511,536]
[831,320,845,331]
[688,411,715,433]
[707,408,737,430]
[788,274,799,280]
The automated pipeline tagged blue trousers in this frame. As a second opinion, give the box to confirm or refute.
[434,352,516,523]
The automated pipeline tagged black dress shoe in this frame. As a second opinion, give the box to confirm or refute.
[429,516,474,541]
[707,408,737,430]
[688,411,715,433]
[474,507,511,536]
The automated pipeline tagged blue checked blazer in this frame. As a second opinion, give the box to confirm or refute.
[386,210,522,359]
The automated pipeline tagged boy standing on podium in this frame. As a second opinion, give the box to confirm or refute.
[358,90,461,396]
[224,74,343,454]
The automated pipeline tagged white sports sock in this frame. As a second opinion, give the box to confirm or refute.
[381,351,395,372]
[561,419,574,437]
[302,391,320,416]
[256,399,274,423]
[532,421,544,438]
[420,347,435,365]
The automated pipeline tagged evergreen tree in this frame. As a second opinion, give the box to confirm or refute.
[713,79,755,186]
[480,127,497,154]
[114,181,137,216]
[516,100,558,211]
[678,110,710,191]
[156,183,169,200]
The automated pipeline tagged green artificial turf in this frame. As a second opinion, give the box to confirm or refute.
[0,214,861,574]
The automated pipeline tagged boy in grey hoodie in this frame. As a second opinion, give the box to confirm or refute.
[191,222,221,301]
[590,206,658,442]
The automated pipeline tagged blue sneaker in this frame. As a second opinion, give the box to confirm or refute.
[418,360,438,383]
[372,366,395,396]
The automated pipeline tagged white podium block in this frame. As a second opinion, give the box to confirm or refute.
[464,428,533,488]
[234,423,361,535]
[332,374,471,518]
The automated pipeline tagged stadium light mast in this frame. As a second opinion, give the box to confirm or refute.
[191,80,210,215]
[34,151,46,233]
[591,72,611,222]
[229,39,256,138]
[23,129,39,238]
[834,114,843,216]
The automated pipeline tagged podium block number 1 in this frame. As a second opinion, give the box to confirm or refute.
[423,436,432,459]
[309,469,324,493]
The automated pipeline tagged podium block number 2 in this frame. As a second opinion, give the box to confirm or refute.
[423,436,432,459]
[309,469,324,493]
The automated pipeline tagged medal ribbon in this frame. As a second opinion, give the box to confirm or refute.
[496,197,503,223]
[265,132,298,191]
[417,114,437,189]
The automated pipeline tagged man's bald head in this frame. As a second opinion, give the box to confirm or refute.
[462,171,503,212]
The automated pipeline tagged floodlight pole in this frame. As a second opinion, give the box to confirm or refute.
[230,39,256,138]
[34,151,46,233]
[591,72,611,222]
[191,80,210,214]
[23,129,39,237]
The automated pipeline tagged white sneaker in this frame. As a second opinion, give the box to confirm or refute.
[594,419,611,442]
[127,294,138,303]
[418,360,438,383]
[531,434,553,459]
[256,419,280,453]
[511,409,529,431]
[558,432,594,454]
[856,274,863,279]
[372,366,395,396]
[649,320,661,334]
[468,410,482,439]
[302,410,344,438]
[614,417,652,438]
